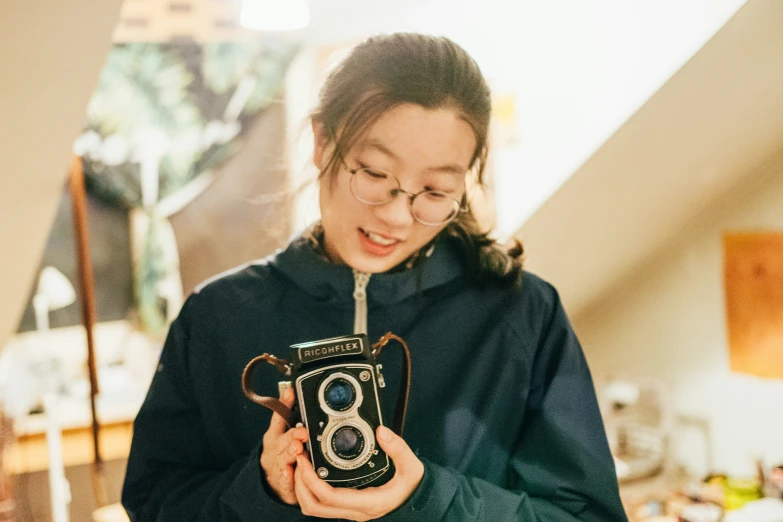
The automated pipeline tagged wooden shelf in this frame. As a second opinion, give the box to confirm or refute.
[5,422,133,475]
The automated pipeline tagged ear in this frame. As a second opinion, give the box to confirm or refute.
[312,119,330,170]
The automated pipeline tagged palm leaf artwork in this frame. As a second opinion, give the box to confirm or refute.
[202,41,298,113]
[78,40,298,334]
[89,44,199,138]
[245,43,299,111]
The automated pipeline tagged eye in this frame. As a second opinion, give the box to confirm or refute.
[424,185,453,195]
[422,189,447,200]
[358,164,389,180]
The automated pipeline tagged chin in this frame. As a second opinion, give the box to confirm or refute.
[345,254,403,274]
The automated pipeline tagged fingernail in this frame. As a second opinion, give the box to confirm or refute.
[378,425,392,442]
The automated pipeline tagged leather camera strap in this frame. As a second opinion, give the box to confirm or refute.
[241,354,296,427]
[371,332,412,437]
[241,332,412,437]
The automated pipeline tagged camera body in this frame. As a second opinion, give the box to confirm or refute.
[288,333,393,488]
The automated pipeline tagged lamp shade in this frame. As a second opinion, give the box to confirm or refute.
[36,266,76,311]
[240,0,310,31]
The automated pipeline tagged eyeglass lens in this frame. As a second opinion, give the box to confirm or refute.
[350,167,459,225]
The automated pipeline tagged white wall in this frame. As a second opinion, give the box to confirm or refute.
[0,0,123,350]
[575,148,783,477]
[404,0,747,236]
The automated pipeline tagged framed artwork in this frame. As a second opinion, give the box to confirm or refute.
[723,232,783,379]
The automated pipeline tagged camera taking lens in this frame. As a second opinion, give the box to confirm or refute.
[324,378,356,412]
[331,425,365,460]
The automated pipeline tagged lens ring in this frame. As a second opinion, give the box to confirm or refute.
[323,378,356,412]
[331,425,365,460]
[321,418,375,469]
[317,372,364,417]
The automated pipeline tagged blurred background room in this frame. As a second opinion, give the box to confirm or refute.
[1,0,782,521]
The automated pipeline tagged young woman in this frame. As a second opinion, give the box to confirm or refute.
[122,33,628,521]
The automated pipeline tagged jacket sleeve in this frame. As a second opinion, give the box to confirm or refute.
[381,290,628,522]
[121,296,308,521]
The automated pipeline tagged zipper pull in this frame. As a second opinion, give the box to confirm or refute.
[353,270,371,335]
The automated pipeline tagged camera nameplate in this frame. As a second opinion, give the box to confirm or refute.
[292,335,365,365]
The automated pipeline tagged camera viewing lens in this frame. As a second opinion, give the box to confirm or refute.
[332,425,365,460]
[324,378,356,412]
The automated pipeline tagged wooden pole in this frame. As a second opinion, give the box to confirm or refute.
[68,155,108,507]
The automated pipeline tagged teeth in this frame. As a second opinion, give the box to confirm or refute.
[365,231,397,246]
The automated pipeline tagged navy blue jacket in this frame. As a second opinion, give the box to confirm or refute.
[122,234,627,521]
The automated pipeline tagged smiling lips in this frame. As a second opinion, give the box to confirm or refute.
[362,229,398,245]
[358,228,401,256]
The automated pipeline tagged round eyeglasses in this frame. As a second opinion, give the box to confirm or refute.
[344,164,465,226]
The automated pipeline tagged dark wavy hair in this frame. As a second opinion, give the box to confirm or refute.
[311,33,524,288]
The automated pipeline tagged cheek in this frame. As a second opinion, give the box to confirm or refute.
[408,224,445,251]
[320,176,364,229]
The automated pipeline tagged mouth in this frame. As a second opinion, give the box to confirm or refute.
[357,228,404,259]
[359,228,400,246]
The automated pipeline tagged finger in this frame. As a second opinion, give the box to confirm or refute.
[295,454,334,503]
[296,454,382,513]
[265,424,307,459]
[294,457,369,520]
[292,426,309,442]
[277,464,298,505]
[267,387,295,436]
[376,425,423,479]
[265,426,308,470]
[278,435,306,467]
[294,460,319,505]
[281,385,295,407]
[262,428,307,479]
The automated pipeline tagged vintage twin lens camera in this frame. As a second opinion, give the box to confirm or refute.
[287,334,393,488]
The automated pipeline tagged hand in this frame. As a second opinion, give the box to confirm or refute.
[294,425,424,521]
[260,387,309,505]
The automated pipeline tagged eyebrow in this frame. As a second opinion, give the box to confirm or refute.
[360,138,468,176]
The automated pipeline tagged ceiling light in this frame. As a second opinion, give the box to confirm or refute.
[240,0,310,31]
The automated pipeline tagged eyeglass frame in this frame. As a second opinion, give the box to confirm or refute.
[342,162,468,226]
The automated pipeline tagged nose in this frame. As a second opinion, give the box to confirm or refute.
[373,191,415,228]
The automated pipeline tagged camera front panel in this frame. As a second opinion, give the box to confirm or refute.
[296,363,392,488]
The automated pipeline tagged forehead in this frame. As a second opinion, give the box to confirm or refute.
[355,104,477,172]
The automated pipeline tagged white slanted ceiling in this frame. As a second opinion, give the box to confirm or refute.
[516,0,783,319]
[0,0,124,349]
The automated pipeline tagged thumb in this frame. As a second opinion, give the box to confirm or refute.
[280,385,295,407]
[268,386,294,434]
[376,425,418,473]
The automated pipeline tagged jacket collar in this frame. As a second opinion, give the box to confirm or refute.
[271,232,464,306]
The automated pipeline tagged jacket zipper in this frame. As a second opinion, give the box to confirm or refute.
[353,270,371,334]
